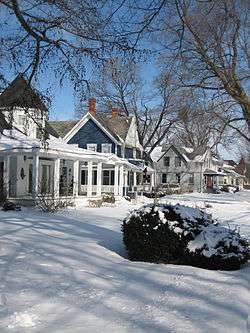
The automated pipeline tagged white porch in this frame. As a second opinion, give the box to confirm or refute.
[0,130,154,205]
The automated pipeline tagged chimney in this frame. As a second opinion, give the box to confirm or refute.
[88,97,96,115]
[112,107,119,118]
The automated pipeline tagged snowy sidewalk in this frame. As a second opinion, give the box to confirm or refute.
[0,193,249,332]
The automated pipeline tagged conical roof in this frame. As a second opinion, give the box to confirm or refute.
[0,74,47,111]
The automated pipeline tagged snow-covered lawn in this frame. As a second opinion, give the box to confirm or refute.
[0,192,249,333]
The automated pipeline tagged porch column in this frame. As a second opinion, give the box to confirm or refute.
[114,164,119,196]
[54,158,60,198]
[124,170,128,195]
[119,165,124,196]
[32,153,39,200]
[73,160,79,197]
[3,155,10,198]
[151,172,155,189]
[133,172,137,189]
[97,162,102,197]
[87,161,93,197]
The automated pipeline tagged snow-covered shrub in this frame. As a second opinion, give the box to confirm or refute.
[122,204,249,270]
[122,204,214,264]
[102,194,115,204]
[186,225,249,270]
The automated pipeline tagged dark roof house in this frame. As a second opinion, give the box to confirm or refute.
[0,74,47,111]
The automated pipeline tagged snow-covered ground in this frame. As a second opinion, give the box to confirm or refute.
[0,191,249,333]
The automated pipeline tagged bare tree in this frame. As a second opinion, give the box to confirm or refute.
[157,0,250,137]
[77,56,186,155]
[0,0,138,88]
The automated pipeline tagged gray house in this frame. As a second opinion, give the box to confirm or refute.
[150,145,223,193]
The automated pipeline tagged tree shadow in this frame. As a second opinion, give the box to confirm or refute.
[0,208,249,333]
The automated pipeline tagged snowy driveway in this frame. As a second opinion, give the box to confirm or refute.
[0,192,249,332]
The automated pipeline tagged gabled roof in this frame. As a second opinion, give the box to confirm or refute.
[151,144,210,163]
[45,121,60,138]
[0,74,47,111]
[49,112,133,146]
[95,114,132,142]
[48,120,78,138]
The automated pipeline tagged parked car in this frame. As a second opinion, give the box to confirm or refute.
[220,185,239,193]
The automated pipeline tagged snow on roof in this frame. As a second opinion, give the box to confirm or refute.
[0,130,142,167]
[0,130,119,162]
[149,146,164,162]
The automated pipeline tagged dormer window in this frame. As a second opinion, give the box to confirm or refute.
[102,143,112,154]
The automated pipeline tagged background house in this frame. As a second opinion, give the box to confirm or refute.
[151,145,224,192]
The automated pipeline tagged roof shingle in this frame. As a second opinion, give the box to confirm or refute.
[0,74,47,111]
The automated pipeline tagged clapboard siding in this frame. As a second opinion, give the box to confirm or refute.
[68,119,116,153]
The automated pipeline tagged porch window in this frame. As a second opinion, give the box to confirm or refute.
[162,173,167,183]
[41,164,52,193]
[102,170,114,185]
[175,156,181,167]
[81,169,87,185]
[164,156,170,167]
[87,144,97,152]
[102,143,112,154]
[81,169,97,185]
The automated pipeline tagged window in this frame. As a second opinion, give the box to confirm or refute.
[41,165,51,194]
[162,173,167,184]
[189,173,194,184]
[81,169,97,185]
[102,170,114,185]
[176,173,181,184]
[102,143,112,154]
[87,144,97,152]
[18,115,26,126]
[164,156,170,167]
[36,127,43,139]
[81,170,88,185]
[175,156,181,167]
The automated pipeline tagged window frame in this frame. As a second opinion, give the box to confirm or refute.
[18,115,26,126]
[87,143,97,152]
[175,156,181,167]
[176,173,181,184]
[164,156,170,167]
[101,143,112,154]
[162,173,167,184]
[102,169,114,185]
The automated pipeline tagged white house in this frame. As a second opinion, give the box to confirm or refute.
[0,75,153,205]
